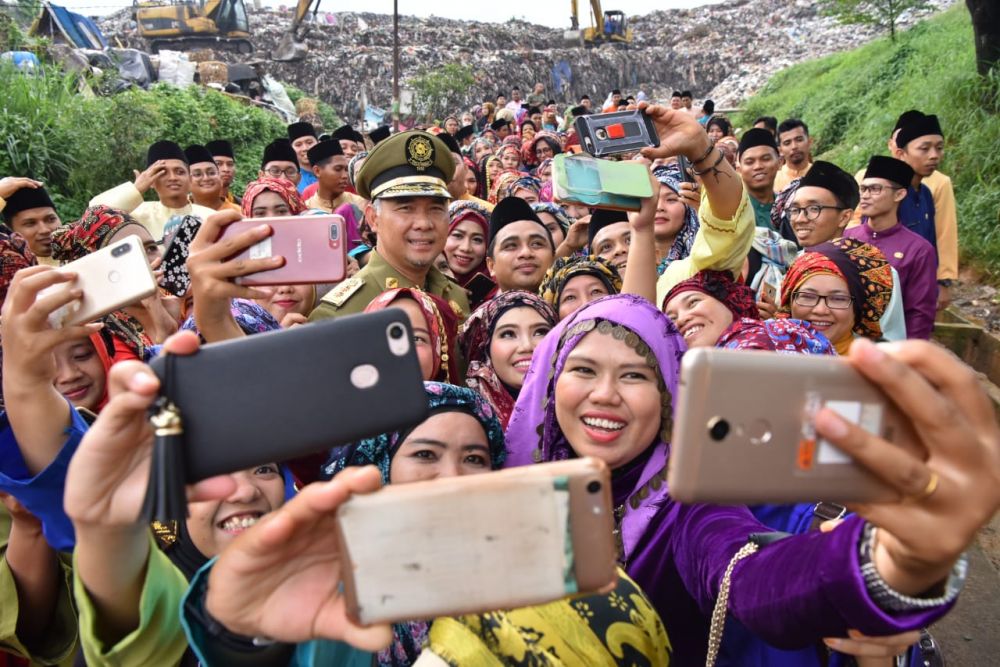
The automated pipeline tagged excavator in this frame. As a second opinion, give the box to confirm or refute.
[133,0,319,61]
[566,0,632,47]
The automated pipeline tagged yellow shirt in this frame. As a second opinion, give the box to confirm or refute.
[655,188,755,308]
[305,191,368,213]
[89,183,216,241]
[774,162,813,193]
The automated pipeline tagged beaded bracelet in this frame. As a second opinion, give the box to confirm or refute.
[691,149,727,177]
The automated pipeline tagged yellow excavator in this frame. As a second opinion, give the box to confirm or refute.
[566,0,632,46]
[134,0,319,61]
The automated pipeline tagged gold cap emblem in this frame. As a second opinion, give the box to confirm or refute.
[406,135,434,171]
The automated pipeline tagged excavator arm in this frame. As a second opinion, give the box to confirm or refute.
[272,0,322,61]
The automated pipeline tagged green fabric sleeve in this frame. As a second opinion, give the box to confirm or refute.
[74,533,189,667]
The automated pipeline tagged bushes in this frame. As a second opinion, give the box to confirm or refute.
[0,65,288,219]
[738,5,1000,277]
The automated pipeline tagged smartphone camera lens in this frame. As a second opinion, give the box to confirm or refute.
[329,224,339,241]
[708,417,730,442]
[586,480,602,494]
[595,128,608,141]
[388,323,405,340]
[111,243,131,258]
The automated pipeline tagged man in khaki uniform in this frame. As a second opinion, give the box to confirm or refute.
[309,130,470,322]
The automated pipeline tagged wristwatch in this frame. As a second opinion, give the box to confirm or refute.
[858,522,967,612]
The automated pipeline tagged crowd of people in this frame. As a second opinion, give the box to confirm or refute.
[0,81,997,667]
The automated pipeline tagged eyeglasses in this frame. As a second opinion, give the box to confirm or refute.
[792,291,854,310]
[859,184,901,196]
[190,169,219,180]
[786,204,846,221]
[265,167,299,178]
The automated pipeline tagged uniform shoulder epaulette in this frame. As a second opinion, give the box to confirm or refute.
[321,275,366,307]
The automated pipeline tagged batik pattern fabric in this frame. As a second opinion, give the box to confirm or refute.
[347,151,369,189]
[458,291,557,428]
[319,381,507,667]
[363,288,460,384]
[717,317,835,355]
[538,255,622,312]
[447,200,492,288]
[652,165,700,275]
[50,205,146,262]
[427,568,671,667]
[240,177,307,217]
[488,170,540,205]
[180,298,281,339]
[663,269,759,320]
[0,229,35,304]
[530,202,573,236]
[748,226,800,298]
[780,238,893,341]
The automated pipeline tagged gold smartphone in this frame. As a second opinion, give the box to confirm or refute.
[39,235,157,328]
[334,457,617,625]
[668,348,912,505]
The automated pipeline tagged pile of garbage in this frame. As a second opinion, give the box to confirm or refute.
[97,0,954,120]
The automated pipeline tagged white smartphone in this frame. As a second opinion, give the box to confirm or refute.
[39,235,157,328]
[335,457,617,625]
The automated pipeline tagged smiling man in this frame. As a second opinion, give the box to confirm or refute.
[310,131,470,321]
[486,196,555,293]
[0,179,61,266]
[89,140,216,241]
[588,208,630,274]
[288,121,319,193]
[736,128,781,229]
[774,119,813,192]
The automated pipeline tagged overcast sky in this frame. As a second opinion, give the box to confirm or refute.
[57,0,727,27]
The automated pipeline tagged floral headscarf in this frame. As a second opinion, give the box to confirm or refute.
[779,237,893,342]
[363,288,460,384]
[504,295,684,562]
[241,177,306,217]
[319,381,506,666]
[468,137,494,162]
[717,317,835,356]
[530,202,572,237]
[181,298,282,340]
[525,133,561,166]
[458,291,556,428]
[347,151,369,189]
[534,157,554,182]
[663,269,759,320]
[50,206,146,262]
[496,144,522,171]
[0,230,36,305]
[489,171,541,205]
[538,255,622,314]
[652,164,700,274]
[447,200,491,286]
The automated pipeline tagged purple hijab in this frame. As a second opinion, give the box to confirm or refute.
[505,294,684,559]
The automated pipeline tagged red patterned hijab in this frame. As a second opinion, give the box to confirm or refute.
[241,177,306,217]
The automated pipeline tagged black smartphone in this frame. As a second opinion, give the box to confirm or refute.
[574,110,660,158]
[466,273,496,305]
[676,155,696,183]
[159,215,202,297]
[149,310,429,481]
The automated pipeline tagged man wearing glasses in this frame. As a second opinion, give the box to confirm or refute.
[784,160,908,341]
[258,139,302,188]
[844,156,937,340]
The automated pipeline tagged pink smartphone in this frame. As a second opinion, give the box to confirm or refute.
[222,215,347,285]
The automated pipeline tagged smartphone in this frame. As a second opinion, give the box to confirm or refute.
[676,155,695,184]
[39,235,157,328]
[149,310,428,481]
[221,214,347,286]
[159,215,202,297]
[465,272,496,305]
[668,348,912,505]
[552,153,653,212]
[760,280,778,304]
[574,109,660,157]
[335,457,617,625]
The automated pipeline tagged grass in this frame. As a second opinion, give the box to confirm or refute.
[737,5,1000,279]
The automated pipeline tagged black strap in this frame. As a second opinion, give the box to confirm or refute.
[809,501,847,532]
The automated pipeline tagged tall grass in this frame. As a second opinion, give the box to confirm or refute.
[738,6,1000,279]
[0,65,287,220]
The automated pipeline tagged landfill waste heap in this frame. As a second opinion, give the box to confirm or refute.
[98,0,953,122]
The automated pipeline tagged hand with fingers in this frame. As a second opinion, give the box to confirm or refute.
[186,209,285,343]
[0,177,45,201]
[677,181,701,210]
[556,217,590,258]
[133,161,167,195]
[65,330,238,643]
[205,466,392,650]
[813,337,1000,597]
[1,266,105,475]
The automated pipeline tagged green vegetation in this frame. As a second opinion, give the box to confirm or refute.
[408,63,476,120]
[738,5,1000,278]
[818,0,932,42]
[284,84,342,132]
[0,65,287,218]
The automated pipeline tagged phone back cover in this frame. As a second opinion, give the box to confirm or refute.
[150,310,428,481]
[226,215,347,285]
[553,154,649,210]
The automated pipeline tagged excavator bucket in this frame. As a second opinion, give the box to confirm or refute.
[272,32,309,62]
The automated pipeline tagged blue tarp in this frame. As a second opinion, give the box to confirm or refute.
[31,2,108,49]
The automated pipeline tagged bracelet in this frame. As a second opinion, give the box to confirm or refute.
[689,142,715,166]
[690,149,726,177]
[858,522,967,612]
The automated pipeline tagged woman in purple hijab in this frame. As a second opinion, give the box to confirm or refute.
[504,293,987,665]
